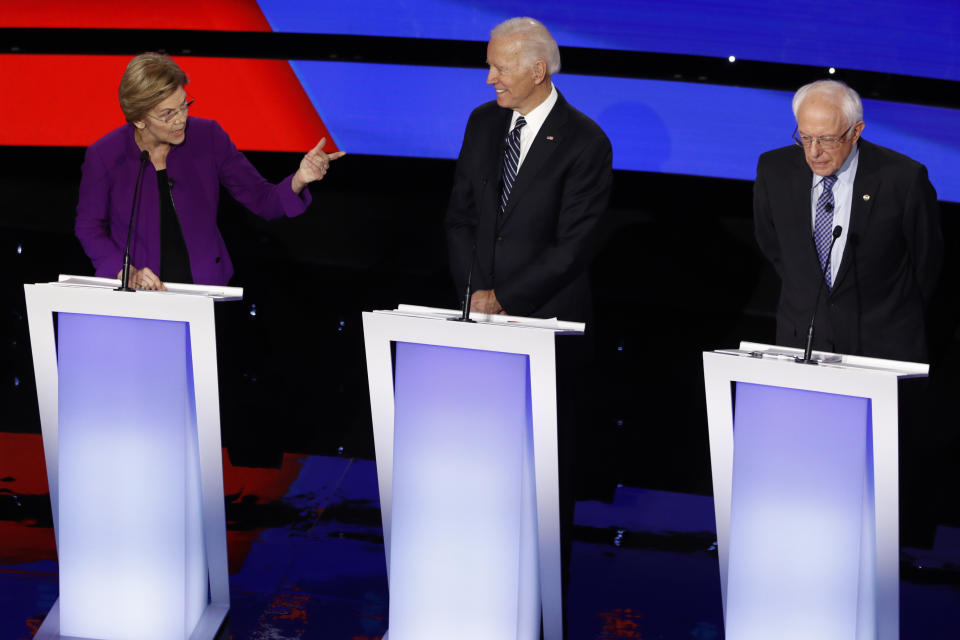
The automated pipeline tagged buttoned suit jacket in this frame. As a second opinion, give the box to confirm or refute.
[445,91,613,323]
[754,138,942,362]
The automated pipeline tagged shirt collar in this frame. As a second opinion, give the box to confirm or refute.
[812,144,859,190]
[511,83,557,130]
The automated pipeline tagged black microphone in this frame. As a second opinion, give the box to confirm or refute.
[116,150,150,292]
[797,225,843,364]
[824,202,834,213]
[449,244,478,322]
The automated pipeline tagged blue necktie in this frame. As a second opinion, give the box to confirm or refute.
[500,116,526,214]
[814,174,838,288]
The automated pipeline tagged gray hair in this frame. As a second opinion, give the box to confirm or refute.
[792,80,863,127]
[491,17,561,75]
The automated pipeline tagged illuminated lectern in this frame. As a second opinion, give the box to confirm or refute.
[703,341,927,640]
[24,275,239,640]
[362,305,583,640]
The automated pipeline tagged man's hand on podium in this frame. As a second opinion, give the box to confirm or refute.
[470,289,504,314]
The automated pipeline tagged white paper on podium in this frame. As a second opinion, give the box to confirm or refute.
[719,341,929,376]
[389,304,586,333]
[56,274,243,301]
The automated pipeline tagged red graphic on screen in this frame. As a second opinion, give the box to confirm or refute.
[1,55,334,152]
[0,1,272,30]
[0,2,337,153]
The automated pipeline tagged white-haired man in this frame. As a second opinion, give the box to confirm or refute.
[754,80,942,363]
[445,16,613,323]
[444,17,613,637]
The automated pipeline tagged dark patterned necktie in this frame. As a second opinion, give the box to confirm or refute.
[814,174,838,288]
[500,116,526,214]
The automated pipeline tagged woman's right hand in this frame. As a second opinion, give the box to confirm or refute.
[117,266,166,291]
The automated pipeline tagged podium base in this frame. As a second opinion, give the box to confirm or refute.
[35,599,229,640]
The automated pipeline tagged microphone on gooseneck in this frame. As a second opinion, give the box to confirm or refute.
[117,150,151,292]
[796,225,843,364]
[449,244,478,323]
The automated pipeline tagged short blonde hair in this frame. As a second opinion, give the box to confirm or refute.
[118,53,188,123]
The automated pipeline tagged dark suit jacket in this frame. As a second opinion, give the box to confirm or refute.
[754,139,943,362]
[445,91,613,323]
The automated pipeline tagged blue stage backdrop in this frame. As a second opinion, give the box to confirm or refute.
[290,61,960,203]
[258,0,960,82]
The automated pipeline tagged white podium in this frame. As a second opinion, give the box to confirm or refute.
[362,305,583,640]
[703,341,928,640]
[24,275,240,640]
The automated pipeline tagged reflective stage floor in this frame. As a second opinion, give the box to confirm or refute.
[2,432,959,639]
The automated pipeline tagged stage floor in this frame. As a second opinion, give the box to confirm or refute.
[1,432,959,639]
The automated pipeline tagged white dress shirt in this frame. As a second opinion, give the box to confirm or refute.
[810,146,859,284]
[509,83,558,169]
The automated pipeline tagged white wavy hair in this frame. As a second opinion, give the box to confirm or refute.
[491,17,561,75]
[792,80,863,127]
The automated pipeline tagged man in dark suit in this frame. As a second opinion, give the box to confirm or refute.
[444,17,613,636]
[445,17,613,323]
[754,80,942,363]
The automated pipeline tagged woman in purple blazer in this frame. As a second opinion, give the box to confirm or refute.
[76,52,345,289]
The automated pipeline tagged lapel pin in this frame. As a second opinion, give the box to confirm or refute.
[546,136,554,141]
[862,194,871,201]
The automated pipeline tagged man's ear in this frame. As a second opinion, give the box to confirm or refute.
[852,121,865,142]
[532,59,547,85]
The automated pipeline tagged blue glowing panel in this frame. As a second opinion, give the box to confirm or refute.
[57,312,206,640]
[390,342,535,638]
[259,1,960,81]
[290,61,960,202]
[727,382,872,639]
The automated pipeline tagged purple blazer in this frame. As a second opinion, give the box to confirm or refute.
[76,117,312,285]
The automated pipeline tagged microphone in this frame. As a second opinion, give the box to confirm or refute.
[449,244,478,322]
[116,150,150,292]
[796,225,843,364]
[824,202,834,213]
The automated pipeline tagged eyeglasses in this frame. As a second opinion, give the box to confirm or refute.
[793,124,854,150]
[148,98,195,124]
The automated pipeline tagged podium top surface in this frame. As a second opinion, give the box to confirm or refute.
[707,341,928,378]
[47,275,243,301]
[371,304,585,334]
